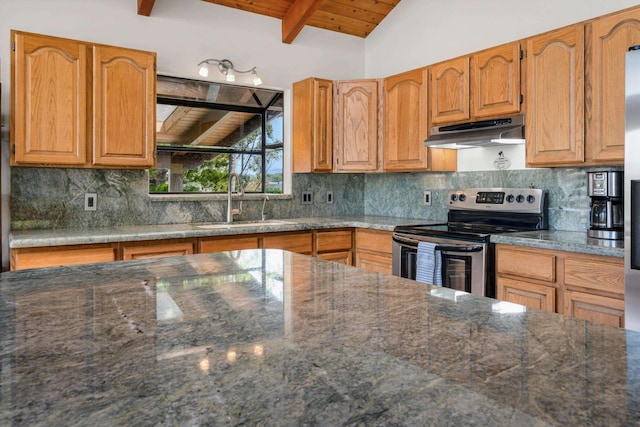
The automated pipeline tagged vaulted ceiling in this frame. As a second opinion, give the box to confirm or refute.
[137,0,401,43]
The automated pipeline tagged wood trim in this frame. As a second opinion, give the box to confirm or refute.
[282,0,323,44]
[137,0,156,16]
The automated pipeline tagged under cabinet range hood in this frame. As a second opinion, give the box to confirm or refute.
[425,115,525,149]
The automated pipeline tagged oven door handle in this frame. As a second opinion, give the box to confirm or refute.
[393,235,483,253]
[436,244,483,253]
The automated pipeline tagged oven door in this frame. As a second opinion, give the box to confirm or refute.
[392,233,487,296]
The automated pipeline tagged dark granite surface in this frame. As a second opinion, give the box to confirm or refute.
[0,250,638,426]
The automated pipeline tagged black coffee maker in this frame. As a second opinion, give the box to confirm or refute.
[588,171,624,240]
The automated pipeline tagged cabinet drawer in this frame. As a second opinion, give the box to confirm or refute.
[263,232,313,254]
[496,247,556,283]
[564,256,624,295]
[11,244,118,271]
[199,236,260,253]
[316,230,352,253]
[122,241,194,260]
[355,229,392,255]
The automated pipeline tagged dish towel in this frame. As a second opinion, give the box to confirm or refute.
[415,242,443,286]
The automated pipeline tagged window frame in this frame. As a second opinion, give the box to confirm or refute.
[153,75,284,195]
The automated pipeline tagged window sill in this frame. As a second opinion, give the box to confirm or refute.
[149,193,293,202]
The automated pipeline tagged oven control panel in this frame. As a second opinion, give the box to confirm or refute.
[448,188,547,213]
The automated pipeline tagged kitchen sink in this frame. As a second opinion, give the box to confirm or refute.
[194,220,298,229]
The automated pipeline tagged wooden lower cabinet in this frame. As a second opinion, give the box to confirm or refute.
[355,228,393,274]
[315,229,353,264]
[121,239,195,260]
[495,244,624,327]
[11,243,118,270]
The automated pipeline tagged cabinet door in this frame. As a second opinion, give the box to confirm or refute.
[587,8,640,163]
[564,290,624,328]
[497,277,556,312]
[292,78,333,172]
[526,25,585,166]
[318,251,353,265]
[471,42,522,118]
[11,31,88,166]
[93,45,156,167]
[335,80,379,172]
[430,57,470,125]
[383,67,429,172]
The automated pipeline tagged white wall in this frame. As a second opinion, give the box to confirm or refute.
[365,0,640,77]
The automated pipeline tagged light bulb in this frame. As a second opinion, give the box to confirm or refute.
[198,63,209,77]
[226,68,235,82]
[252,69,262,86]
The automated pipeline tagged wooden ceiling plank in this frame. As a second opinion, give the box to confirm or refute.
[308,9,376,38]
[201,0,293,19]
[319,2,385,25]
[282,0,324,44]
[137,0,156,16]
[328,0,397,16]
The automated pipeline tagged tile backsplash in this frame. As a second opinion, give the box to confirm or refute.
[11,166,622,232]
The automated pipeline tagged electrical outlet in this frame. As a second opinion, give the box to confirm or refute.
[326,191,334,205]
[423,190,432,206]
[85,193,97,211]
[301,191,313,205]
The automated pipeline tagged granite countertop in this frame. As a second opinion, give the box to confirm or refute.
[0,249,638,425]
[9,216,623,258]
[491,230,624,258]
[8,216,441,248]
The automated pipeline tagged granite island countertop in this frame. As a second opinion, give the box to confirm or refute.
[0,249,638,426]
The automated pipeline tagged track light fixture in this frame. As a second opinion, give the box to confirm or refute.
[197,58,262,86]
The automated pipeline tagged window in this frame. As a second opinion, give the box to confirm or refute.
[150,75,284,194]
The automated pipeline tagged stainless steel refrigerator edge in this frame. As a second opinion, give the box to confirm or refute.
[625,46,640,331]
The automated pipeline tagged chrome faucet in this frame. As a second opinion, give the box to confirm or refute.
[227,173,244,223]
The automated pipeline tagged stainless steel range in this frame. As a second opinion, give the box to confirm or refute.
[392,188,548,298]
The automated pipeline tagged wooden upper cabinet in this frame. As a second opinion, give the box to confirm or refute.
[93,45,156,167]
[430,57,470,125]
[335,80,379,172]
[587,7,640,164]
[292,78,333,173]
[11,30,156,169]
[526,24,585,166]
[383,67,429,171]
[471,42,522,118]
[11,31,88,166]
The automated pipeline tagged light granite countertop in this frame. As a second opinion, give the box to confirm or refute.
[0,249,638,426]
[490,230,624,258]
[8,216,442,248]
[9,216,623,258]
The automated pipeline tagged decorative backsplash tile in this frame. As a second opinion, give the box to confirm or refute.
[10,166,621,232]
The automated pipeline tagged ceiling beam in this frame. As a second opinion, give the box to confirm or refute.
[137,0,156,16]
[282,0,323,44]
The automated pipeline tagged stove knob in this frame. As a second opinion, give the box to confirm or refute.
[516,194,525,203]
[450,194,458,202]
[527,195,536,203]
[506,194,515,203]
[459,194,466,202]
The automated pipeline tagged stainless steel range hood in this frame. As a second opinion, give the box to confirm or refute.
[425,115,525,149]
